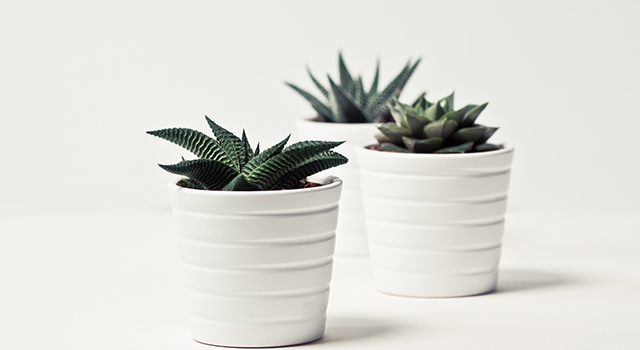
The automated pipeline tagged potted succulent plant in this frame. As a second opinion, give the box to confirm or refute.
[148,116,348,347]
[356,93,515,297]
[287,52,420,255]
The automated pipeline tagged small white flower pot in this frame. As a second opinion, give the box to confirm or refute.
[296,119,379,255]
[168,177,342,347]
[356,146,515,297]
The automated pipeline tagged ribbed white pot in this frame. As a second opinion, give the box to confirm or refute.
[168,177,342,347]
[356,146,515,297]
[295,119,379,255]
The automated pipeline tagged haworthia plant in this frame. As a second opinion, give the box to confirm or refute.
[286,52,421,123]
[148,117,348,191]
[375,93,502,154]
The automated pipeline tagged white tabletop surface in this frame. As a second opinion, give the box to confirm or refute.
[1,210,639,349]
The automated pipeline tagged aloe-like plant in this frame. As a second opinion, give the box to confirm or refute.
[286,52,420,123]
[375,92,502,153]
[148,117,348,191]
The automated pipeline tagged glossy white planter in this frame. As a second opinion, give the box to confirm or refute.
[296,119,379,255]
[356,146,515,297]
[168,177,342,347]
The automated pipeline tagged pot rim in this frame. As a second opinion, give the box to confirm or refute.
[357,143,514,159]
[167,176,342,197]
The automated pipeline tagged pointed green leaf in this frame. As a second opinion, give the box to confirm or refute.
[366,59,420,120]
[402,137,444,153]
[244,140,344,190]
[254,143,260,155]
[424,119,458,139]
[434,142,474,154]
[441,106,469,124]
[378,123,412,146]
[378,142,410,153]
[270,151,348,190]
[353,77,366,110]
[306,66,329,99]
[221,174,262,191]
[242,134,290,178]
[241,130,254,163]
[451,126,486,144]
[205,116,245,171]
[388,103,408,128]
[440,91,455,113]
[477,126,498,144]
[411,92,426,108]
[375,133,392,143]
[368,59,380,96]
[338,52,355,94]
[461,102,488,127]
[473,143,502,152]
[159,159,238,190]
[328,76,367,123]
[146,128,232,167]
[285,82,333,121]
[425,101,446,122]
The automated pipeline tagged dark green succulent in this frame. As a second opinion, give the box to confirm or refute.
[375,92,502,153]
[286,52,420,123]
[147,117,348,191]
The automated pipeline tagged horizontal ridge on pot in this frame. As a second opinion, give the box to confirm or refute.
[168,178,342,347]
[356,146,514,297]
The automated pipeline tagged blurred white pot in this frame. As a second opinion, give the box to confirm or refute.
[295,119,379,255]
[356,145,515,297]
[168,177,342,347]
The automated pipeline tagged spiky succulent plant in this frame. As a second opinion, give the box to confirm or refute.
[286,52,420,123]
[375,92,502,153]
[147,117,348,191]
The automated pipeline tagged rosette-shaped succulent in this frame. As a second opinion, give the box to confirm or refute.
[375,92,502,153]
[148,117,348,190]
[286,52,420,123]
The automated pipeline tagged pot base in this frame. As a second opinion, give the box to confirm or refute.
[190,315,326,348]
[372,269,498,298]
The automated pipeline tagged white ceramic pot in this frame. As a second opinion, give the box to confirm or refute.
[295,119,379,255]
[356,146,515,297]
[168,177,342,347]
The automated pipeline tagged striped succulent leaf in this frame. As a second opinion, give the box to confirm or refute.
[243,140,345,190]
[271,151,348,190]
[374,92,502,154]
[159,159,238,190]
[286,52,420,123]
[146,128,232,167]
[149,117,347,191]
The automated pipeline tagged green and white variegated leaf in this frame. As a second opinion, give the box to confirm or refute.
[160,159,238,190]
[244,140,344,190]
[306,66,329,99]
[285,83,334,121]
[146,128,233,168]
[242,134,290,178]
[270,151,348,190]
[205,116,246,171]
[328,77,367,123]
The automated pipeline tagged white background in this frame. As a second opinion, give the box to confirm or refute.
[1,0,639,215]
